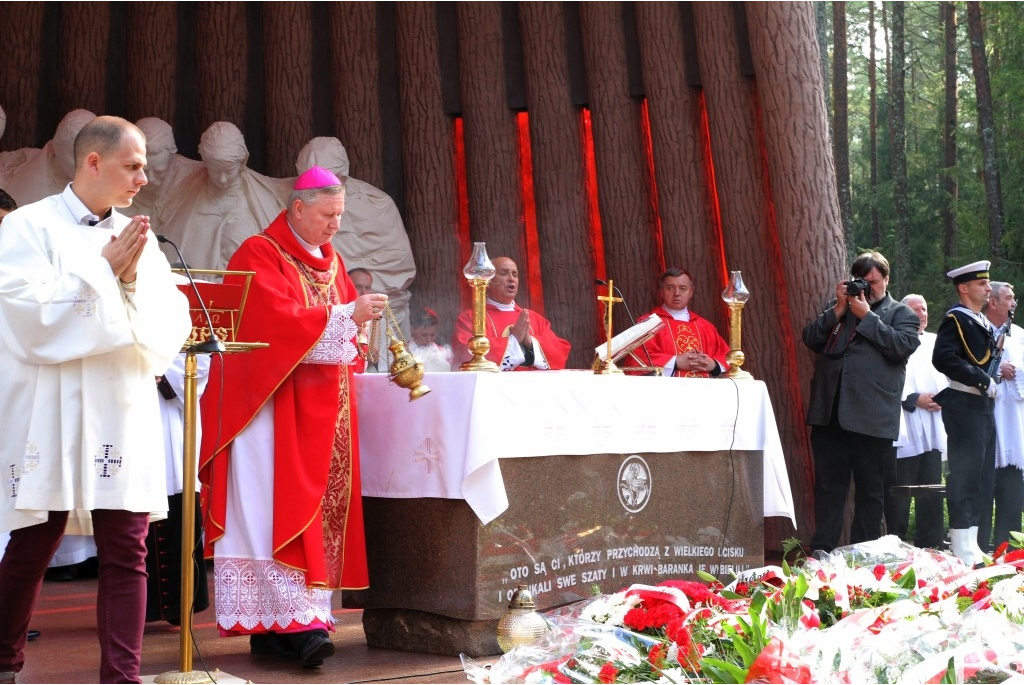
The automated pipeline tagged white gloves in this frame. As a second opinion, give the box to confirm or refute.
[988,378,999,399]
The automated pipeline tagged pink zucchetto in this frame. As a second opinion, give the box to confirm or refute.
[294,165,342,191]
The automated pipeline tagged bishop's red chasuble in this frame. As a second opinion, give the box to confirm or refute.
[199,212,368,591]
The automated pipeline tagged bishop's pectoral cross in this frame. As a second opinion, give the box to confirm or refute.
[598,280,623,371]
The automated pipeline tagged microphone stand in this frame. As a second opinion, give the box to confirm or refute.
[595,279,656,371]
[151,236,224,684]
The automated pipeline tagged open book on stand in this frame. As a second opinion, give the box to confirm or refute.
[172,269,255,347]
[593,313,664,375]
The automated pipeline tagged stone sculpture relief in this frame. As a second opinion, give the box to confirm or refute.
[2,109,96,206]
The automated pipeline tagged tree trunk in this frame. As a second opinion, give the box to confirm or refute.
[744,1,846,549]
[635,2,722,330]
[519,3,600,370]
[693,2,813,550]
[817,1,832,120]
[195,2,249,134]
[456,3,528,302]
[578,3,661,324]
[125,3,179,123]
[889,3,910,293]
[56,3,110,117]
[263,3,314,177]
[869,1,880,247]
[943,2,959,270]
[967,1,1006,261]
[832,2,853,261]
[330,3,384,188]
[393,3,462,345]
[0,2,45,146]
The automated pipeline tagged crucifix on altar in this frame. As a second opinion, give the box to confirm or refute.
[593,279,623,375]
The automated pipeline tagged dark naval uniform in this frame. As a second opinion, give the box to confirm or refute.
[933,306,997,530]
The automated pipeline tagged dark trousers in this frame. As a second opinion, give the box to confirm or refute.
[884,449,945,549]
[145,492,209,624]
[809,419,896,553]
[978,465,1024,553]
[0,509,150,683]
[941,390,996,530]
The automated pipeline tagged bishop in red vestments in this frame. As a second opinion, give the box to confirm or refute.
[199,167,387,668]
[452,256,571,370]
[635,268,730,378]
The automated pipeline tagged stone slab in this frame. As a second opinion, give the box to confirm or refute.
[344,450,763,655]
[362,608,500,658]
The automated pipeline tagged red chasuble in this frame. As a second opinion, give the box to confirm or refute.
[452,302,571,370]
[199,211,368,590]
[639,306,730,378]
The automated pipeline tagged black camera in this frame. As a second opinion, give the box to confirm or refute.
[844,278,871,297]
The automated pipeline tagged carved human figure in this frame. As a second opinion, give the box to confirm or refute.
[295,137,416,338]
[2,109,96,206]
[0,105,22,187]
[160,122,289,270]
[126,117,202,230]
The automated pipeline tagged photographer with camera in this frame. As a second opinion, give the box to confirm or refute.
[803,251,921,553]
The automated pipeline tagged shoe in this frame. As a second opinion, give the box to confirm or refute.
[43,566,75,582]
[295,630,334,668]
[249,633,298,660]
[949,528,976,567]
[27,630,40,641]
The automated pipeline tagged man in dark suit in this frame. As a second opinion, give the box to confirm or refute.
[932,260,996,567]
[803,251,921,553]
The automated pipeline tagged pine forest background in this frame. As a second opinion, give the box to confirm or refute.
[822,1,1024,314]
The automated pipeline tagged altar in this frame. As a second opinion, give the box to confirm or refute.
[346,371,795,656]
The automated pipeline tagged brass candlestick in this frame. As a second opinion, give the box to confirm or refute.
[593,279,623,375]
[722,270,753,379]
[460,242,500,372]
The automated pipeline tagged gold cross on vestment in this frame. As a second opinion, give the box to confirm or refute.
[598,280,623,363]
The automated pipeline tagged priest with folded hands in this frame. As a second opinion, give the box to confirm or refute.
[635,267,729,378]
[451,256,571,371]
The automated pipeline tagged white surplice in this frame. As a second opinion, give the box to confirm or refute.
[0,186,192,534]
[995,325,1024,470]
[896,331,948,458]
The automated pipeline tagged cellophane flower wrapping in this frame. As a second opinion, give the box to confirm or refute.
[463,535,1024,683]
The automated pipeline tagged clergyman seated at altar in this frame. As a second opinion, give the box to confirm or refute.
[451,256,571,371]
[626,267,729,378]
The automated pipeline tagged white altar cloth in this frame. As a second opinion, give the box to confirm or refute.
[355,370,796,527]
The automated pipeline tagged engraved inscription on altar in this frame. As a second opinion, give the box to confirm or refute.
[347,449,764,625]
[478,451,764,614]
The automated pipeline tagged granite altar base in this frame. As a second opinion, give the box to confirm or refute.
[345,450,764,656]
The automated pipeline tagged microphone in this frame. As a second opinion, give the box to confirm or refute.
[595,278,655,370]
[157,235,227,354]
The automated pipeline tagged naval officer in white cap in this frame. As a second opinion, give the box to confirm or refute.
[932,259,996,567]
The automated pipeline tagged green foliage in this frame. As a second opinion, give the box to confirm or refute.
[830,1,1024,313]
[699,600,772,684]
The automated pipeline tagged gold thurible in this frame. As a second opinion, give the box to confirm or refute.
[379,301,431,400]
